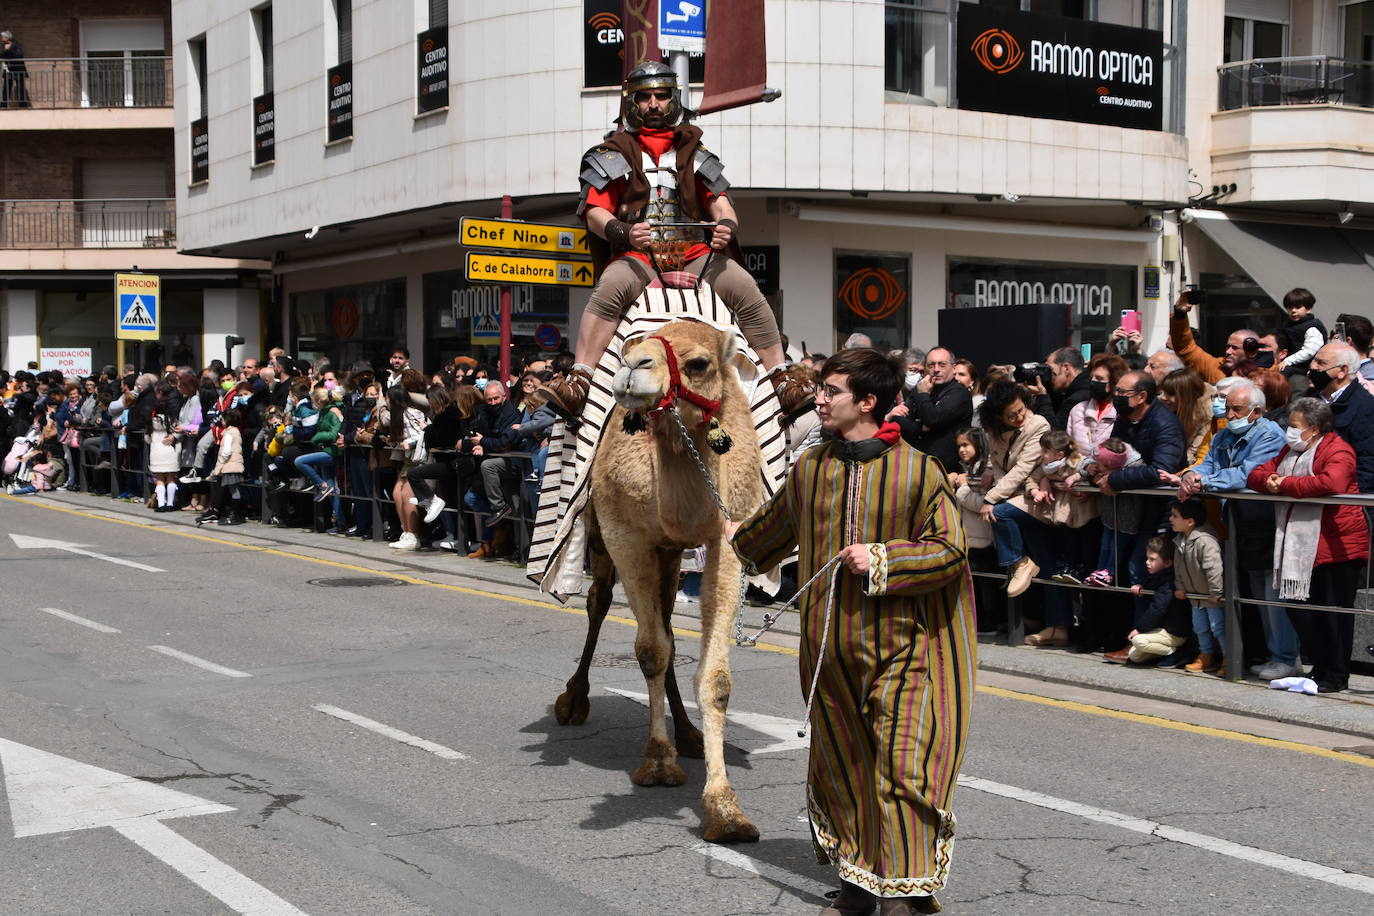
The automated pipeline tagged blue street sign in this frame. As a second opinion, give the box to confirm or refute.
[658,0,705,53]
[114,272,161,340]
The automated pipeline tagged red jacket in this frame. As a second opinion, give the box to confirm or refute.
[1246,434,1369,566]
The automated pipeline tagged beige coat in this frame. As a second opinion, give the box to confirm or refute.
[211,426,244,476]
[1173,527,1224,600]
[1025,456,1099,528]
[984,413,1051,513]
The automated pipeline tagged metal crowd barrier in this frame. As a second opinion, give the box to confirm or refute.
[979,483,1374,681]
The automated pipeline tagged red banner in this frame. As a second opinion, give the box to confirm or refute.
[621,0,657,78]
[698,0,769,115]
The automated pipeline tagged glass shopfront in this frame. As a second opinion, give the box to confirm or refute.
[834,252,911,351]
[947,257,1138,353]
[291,278,405,371]
[423,269,571,369]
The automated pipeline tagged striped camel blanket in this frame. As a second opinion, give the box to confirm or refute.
[526,281,790,602]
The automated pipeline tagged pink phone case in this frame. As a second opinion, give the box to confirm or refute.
[1121,311,1141,333]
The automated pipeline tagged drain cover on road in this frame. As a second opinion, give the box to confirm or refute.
[588,652,696,669]
[308,577,410,588]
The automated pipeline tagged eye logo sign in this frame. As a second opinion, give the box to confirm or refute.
[971,28,1024,74]
[839,268,906,321]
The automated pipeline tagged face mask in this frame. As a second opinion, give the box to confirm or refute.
[1211,396,1227,418]
[232,395,248,408]
[1226,414,1254,434]
[905,373,920,389]
[1041,457,1067,473]
[221,380,234,391]
[1112,394,1133,415]
[1307,368,1334,392]
[1285,426,1313,452]
[1089,380,1110,402]
[324,380,336,390]
[475,378,489,391]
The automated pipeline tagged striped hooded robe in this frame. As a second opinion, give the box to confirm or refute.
[732,433,977,897]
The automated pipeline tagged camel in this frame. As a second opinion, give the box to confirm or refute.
[553,318,764,843]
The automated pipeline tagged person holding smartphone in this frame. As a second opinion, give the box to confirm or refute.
[1169,288,1260,384]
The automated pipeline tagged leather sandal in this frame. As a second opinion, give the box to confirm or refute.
[1024,627,1070,647]
[539,368,593,423]
[765,364,819,417]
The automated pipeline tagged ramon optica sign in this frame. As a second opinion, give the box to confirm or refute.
[956,3,1163,131]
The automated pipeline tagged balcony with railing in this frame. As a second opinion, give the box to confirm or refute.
[1212,57,1374,206]
[0,200,175,250]
[1,56,171,109]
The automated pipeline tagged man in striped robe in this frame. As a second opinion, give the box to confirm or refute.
[730,348,978,915]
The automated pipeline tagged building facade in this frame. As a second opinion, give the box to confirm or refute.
[172,1,1333,376]
[0,0,268,377]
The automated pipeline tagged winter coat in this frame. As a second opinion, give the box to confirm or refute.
[1172,527,1224,600]
[895,381,973,472]
[1328,381,1374,493]
[1032,370,1093,431]
[1247,434,1369,567]
[1108,400,1186,491]
[1026,456,1098,528]
[954,478,992,549]
[211,426,245,476]
[474,400,523,452]
[309,407,343,458]
[1193,418,1285,493]
[984,412,1051,512]
[1066,397,1118,459]
[1134,566,1192,638]
[1169,313,1226,385]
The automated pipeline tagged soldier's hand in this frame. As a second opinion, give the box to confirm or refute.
[711,221,734,250]
[629,222,652,251]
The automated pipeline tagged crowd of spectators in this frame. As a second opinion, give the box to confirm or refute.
[4,287,1373,693]
[0,345,564,562]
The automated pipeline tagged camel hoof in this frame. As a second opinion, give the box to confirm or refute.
[674,726,705,759]
[702,789,759,844]
[702,810,759,844]
[632,758,687,787]
[554,690,590,726]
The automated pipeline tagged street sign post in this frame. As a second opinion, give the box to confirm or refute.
[459,217,589,255]
[114,273,160,341]
[465,252,594,288]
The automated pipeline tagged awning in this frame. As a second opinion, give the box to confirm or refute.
[1190,213,1374,326]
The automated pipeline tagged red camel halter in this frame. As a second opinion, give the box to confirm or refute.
[646,334,720,425]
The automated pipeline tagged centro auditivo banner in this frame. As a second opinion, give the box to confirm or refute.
[956,3,1163,131]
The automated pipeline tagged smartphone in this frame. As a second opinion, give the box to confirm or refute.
[1333,321,1348,343]
[1184,286,1207,305]
[1121,310,1142,334]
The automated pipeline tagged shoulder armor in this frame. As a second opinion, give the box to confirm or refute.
[694,147,729,193]
[579,147,633,191]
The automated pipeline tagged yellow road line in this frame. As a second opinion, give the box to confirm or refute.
[9,495,1374,765]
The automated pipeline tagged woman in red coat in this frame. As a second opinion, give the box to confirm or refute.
[1247,397,1368,693]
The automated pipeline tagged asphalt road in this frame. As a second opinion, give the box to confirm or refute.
[2,495,1373,915]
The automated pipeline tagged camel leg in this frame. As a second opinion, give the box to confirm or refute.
[659,547,705,759]
[554,525,615,726]
[602,532,687,788]
[695,537,759,843]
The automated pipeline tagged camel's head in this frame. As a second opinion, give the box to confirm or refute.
[612,320,739,427]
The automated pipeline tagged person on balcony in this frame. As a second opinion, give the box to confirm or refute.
[0,31,30,109]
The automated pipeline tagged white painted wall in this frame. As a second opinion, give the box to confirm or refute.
[1,290,41,371]
[173,0,1192,252]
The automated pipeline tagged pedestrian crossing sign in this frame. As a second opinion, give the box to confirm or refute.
[115,272,161,340]
[472,311,501,342]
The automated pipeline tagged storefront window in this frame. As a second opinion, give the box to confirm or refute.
[41,288,203,374]
[834,252,911,352]
[947,258,1137,353]
[884,1,950,105]
[423,269,571,370]
[291,278,404,371]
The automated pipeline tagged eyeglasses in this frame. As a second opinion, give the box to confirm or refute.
[816,384,853,402]
[634,90,672,102]
[1113,388,1140,397]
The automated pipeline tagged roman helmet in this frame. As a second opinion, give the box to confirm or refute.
[620,60,686,131]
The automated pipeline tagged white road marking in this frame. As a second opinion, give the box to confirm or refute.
[959,775,1374,896]
[689,842,832,900]
[114,819,307,915]
[9,533,165,572]
[37,607,120,634]
[607,687,808,755]
[312,704,469,760]
[0,737,304,915]
[147,646,252,678]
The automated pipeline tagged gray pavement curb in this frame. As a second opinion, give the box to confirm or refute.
[25,490,1374,742]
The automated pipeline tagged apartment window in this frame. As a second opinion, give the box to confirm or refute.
[81,19,168,107]
[252,5,276,165]
[884,1,949,105]
[188,35,209,182]
[1223,1,1289,63]
[324,0,355,142]
[1345,0,1374,60]
[428,0,448,28]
